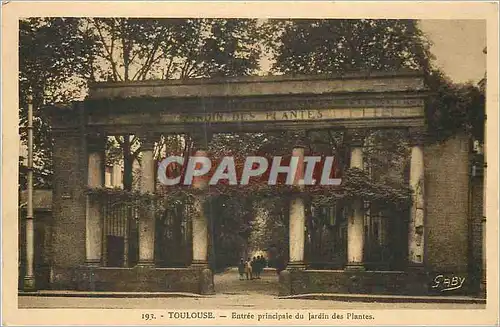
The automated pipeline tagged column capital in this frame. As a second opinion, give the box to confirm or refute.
[346,129,367,147]
[87,133,106,153]
[190,131,213,151]
[289,130,309,148]
[139,133,159,151]
[408,128,426,146]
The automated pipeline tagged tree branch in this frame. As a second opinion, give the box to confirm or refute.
[132,36,163,81]
[93,19,123,81]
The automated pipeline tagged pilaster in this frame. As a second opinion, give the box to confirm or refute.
[137,134,158,267]
[189,132,212,268]
[345,129,367,271]
[85,133,106,266]
[408,128,426,268]
[288,131,307,270]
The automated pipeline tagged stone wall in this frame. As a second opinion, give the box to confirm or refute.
[424,133,470,274]
[281,270,428,296]
[75,267,209,294]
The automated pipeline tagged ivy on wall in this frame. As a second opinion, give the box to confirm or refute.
[86,167,413,215]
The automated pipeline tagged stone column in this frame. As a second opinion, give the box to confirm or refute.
[288,135,306,269]
[408,129,425,267]
[191,133,212,267]
[346,131,365,270]
[137,136,156,266]
[85,135,105,266]
[112,163,122,187]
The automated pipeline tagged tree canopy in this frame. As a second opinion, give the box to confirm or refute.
[19,18,95,188]
[263,19,432,75]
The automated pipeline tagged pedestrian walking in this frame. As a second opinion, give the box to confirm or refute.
[251,257,257,280]
[245,258,253,280]
[257,255,266,278]
[253,256,260,279]
[238,258,245,280]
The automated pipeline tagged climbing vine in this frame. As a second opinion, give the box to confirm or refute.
[86,167,413,213]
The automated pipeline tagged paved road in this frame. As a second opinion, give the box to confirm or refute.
[215,267,280,296]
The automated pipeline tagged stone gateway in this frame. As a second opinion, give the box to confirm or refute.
[21,70,483,296]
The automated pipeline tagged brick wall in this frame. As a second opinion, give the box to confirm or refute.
[51,131,87,287]
[425,133,470,273]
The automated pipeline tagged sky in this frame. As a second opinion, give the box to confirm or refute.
[419,19,486,84]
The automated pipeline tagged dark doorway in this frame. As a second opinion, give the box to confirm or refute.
[106,235,124,267]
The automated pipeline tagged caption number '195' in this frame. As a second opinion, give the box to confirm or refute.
[142,313,156,321]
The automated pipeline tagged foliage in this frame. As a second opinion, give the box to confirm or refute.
[85,18,262,187]
[205,194,255,269]
[19,18,95,188]
[263,19,432,75]
[86,18,261,82]
[262,19,485,145]
[86,186,195,213]
[425,69,486,143]
[18,18,263,190]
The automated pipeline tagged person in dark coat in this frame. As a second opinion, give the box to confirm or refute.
[258,255,266,276]
[254,256,261,279]
[238,258,245,280]
[251,256,257,279]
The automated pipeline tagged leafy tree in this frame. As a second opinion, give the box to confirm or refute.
[19,18,263,190]
[84,18,262,190]
[425,69,485,143]
[263,19,432,75]
[19,18,95,188]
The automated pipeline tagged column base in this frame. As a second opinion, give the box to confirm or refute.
[407,262,425,272]
[136,260,155,268]
[345,262,365,271]
[480,281,487,299]
[23,276,36,292]
[287,261,306,270]
[85,259,101,267]
[190,260,209,268]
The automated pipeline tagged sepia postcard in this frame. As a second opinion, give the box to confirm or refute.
[1,1,499,326]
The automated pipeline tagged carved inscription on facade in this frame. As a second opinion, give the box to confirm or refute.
[175,107,422,124]
[178,110,325,123]
[89,107,424,126]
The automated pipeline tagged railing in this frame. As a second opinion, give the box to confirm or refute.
[89,189,192,268]
[100,194,140,267]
